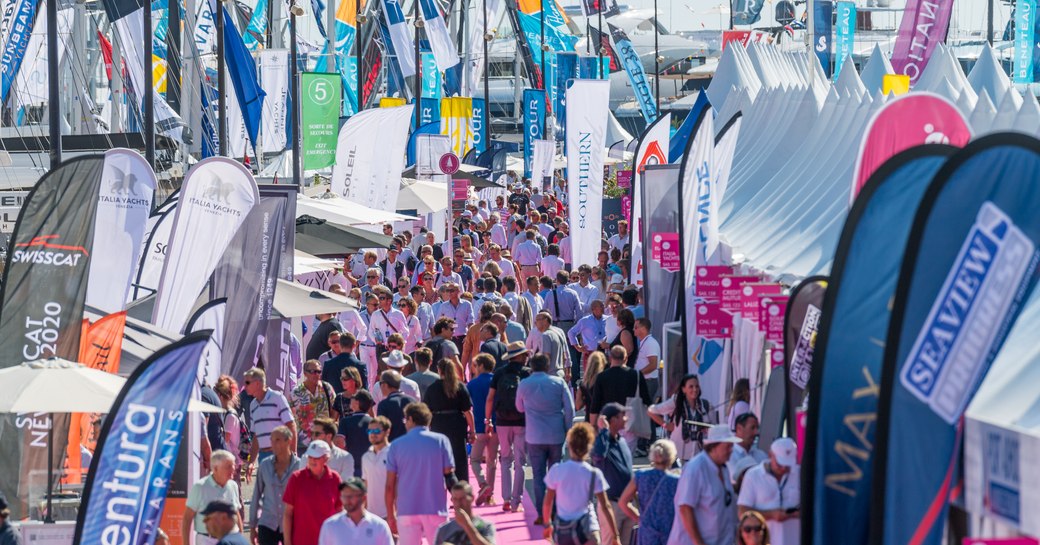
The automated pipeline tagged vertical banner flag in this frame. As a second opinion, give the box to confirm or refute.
[463,0,503,95]
[871,134,1040,545]
[0,0,40,102]
[783,276,827,432]
[802,147,954,545]
[421,51,442,98]
[629,112,671,287]
[0,157,106,517]
[732,0,765,25]
[223,4,266,152]
[678,104,713,367]
[852,93,970,200]
[532,139,556,188]
[834,1,856,81]
[241,0,268,49]
[73,333,211,545]
[213,187,291,378]
[813,0,833,78]
[420,98,441,126]
[301,72,342,170]
[890,0,955,85]
[1016,0,1036,84]
[86,148,157,313]
[187,299,225,387]
[471,98,487,154]
[418,0,460,70]
[440,97,474,157]
[333,105,415,210]
[554,51,578,129]
[380,0,416,76]
[259,49,290,153]
[131,206,176,301]
[523,89,546,178]
[608,24,657,123]
[152,158,259,333]
[566,79,609,268]
[641,165,681,343]
[669,92,709,163]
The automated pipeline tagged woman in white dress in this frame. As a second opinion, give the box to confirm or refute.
[397,297,425,353]
[648,374,718,462]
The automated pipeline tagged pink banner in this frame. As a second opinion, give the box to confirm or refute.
[452,179,469,201]
[960,536,1035,540]
[852,93,970,199]
[720,275,759,312]
[890,0,954,86]
[621,195,631,223]
[761,295,788,344]
[795,408,807,463]
[695,302,732,338]
[616,169,632,189]
[695,265,732,300]
[651,232,680,272]
[740,283,782,325]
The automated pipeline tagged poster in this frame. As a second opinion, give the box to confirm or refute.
[300,72,341,170]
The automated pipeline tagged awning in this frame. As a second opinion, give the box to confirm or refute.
[401,164,504,189]
[296,194,417,226]
[296,215,394,255]
[398,179,449,214]
[273,279,357,318]
[294,249,342,275]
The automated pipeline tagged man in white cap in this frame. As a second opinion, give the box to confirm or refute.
[380,350,421,400]
[737,437,800,545]
[283,440,343,545]
[667,424,741,545]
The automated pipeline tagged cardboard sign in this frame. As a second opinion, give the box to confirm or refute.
[651,232,680,272]
[740,283,783,324]
[695,265,732,300]
[720,275,760,311]
[695,302,732,338]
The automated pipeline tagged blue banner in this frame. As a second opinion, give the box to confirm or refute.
[0,0,39,102]
[609,24,657,123]
[802,146,953,545]
[73,333,210,545]
[873,134,1040,545]
[223,5,267,152]
[471,98,487,153]
[669,93,708,163]
[242,0,268,50]
[343,57,358,116]
[421,51,442,98]
[834,1,856,81]
[419,97,440,126]
[732,0,765,25]
[554,52,578,138]
[1016,0,1036,83]
[407,122,441,165]
[517,10,578,68]
[578,55,606,79]
[814,0,834,78]
[523,89,546,178]
[377,18,409,100]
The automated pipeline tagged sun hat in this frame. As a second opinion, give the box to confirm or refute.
[503,341,529,361]
[382,350,408,368]
[703,424,742,445]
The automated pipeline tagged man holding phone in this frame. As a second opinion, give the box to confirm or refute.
[737,438,800,545]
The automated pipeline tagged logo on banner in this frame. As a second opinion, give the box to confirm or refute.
[637,141,666,172]
[692,337,725,374]
[900,202,1038,424]
[789,304,821,389]
[101,167,150,207]
[651,232,679,272]
[12,235,89,267]
[982,426,1022,524]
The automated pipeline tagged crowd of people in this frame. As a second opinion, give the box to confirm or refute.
[178,178,797,545]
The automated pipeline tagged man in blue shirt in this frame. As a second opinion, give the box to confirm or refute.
[466,354,499,506]
[542,271,584,331]
[593,403,635,545]
[385,403,456,545]
[515,354,575,526]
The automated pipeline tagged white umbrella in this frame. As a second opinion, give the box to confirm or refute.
[0,358,222,521]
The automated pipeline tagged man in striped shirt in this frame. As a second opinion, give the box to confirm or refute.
[244,368,297,479]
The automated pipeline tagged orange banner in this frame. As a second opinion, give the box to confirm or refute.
[65,312,127,483]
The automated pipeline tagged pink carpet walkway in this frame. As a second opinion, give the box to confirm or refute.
[464,472,544,544]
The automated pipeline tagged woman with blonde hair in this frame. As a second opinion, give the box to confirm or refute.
[425,359,476,481]
[727,378,752,431]
[737,510,771,545]
[618,439,680,545]
[576,351,606,421]
[543,423,620,545]
[212,375,243,474]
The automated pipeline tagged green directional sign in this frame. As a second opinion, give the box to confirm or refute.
[301,72,341,170]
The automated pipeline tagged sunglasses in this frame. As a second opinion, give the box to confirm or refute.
[310,430,324,437]
[378,296,391,300]
[367,276,379,280]
[243,380,253,385]
[305,369,321,375]
[741,526,764,534]
[367,429,384,435]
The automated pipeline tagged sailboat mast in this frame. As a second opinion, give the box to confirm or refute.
[217,0,227,156]
[482,0,488,139]
[145,0,156,166]
[47,0,61,165]
[358,0,364,111]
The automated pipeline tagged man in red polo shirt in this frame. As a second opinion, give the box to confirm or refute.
[282,440,343,545]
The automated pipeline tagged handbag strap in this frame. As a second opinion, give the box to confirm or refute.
[643,471,669,511]
[587,469,597,503]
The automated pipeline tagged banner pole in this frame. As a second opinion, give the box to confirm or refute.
[482,0,489,143]
[47,0,61,166]
[806,0,815,86]
[291,8,302,185]
[217,0,227,157]
[358,0,364,110]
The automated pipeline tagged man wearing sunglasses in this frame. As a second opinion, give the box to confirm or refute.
[361,416,393,518]
[667,425,741,545]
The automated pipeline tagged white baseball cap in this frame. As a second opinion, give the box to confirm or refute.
[305,439,331,458]
[771,437,798,467]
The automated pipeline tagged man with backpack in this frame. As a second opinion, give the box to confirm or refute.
[484,342,531,513]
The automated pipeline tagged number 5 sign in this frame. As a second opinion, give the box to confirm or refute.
[301,72,342,170]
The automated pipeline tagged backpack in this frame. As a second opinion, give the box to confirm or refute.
[494,368,524,421]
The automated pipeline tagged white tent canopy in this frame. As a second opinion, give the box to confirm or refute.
[296,194,417,226]
[397,178,449,214]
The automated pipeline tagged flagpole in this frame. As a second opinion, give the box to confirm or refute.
[597,2,603,78]
[414,2,423,129]
[217,0,228,156]
[357,0,365,110]
[540,2,545,89]
[987,0,994,44]
[168,0,181,113]
[47,0,60,166]
[145,0,156,166]
[291,2,303,184]
[653,0,659,112]
[482,0,489,144]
